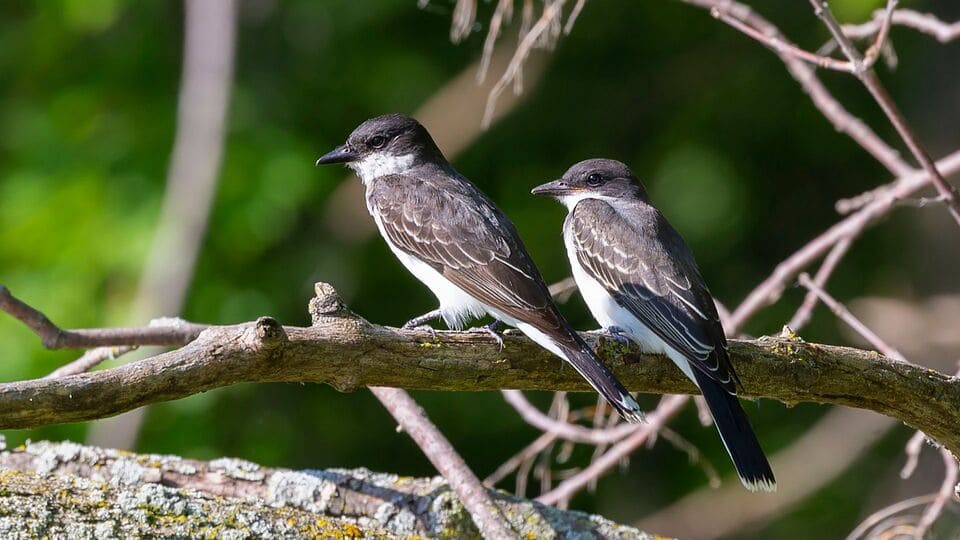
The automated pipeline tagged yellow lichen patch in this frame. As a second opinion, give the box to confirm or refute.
[341,523,363,538]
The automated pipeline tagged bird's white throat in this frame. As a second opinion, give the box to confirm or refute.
[559,192,615,211]
[349,152,415,183]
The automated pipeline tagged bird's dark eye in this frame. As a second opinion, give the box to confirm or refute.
[586,173,603,186]
[368,135,387,149]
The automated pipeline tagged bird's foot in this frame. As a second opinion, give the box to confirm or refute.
[402,309,442,330]
[402,309,443,342]
[604,326,633,347]
[471,320,505,351]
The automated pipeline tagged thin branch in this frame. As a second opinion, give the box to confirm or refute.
[787,238,853,331]
[370,387,514,539]
[846,494,940,540]
[44,346,137,379]
[809,0,960,227]
[914,449,959,538]
[563,0,587,35]
[501,390,638,445]
[660,427,722,488]
[707,4,860,73]
[482,0,565,126]
[537,395,689,505]
[900,430,928,480]
[477,0,514,82]
[709,0,895,74]
[0,286,207,349]
[682,0,912,178]
[843,9,960,44]
[728,148,960,333]
[797,273,907,363]
[643,406,898,538]
[485,432,557,486]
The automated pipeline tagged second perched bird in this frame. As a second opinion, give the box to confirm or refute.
[532,158,775,491]
[316,115,643,422]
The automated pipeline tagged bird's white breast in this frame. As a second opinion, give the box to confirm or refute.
[563,222,697,383]
[366,193,487,329]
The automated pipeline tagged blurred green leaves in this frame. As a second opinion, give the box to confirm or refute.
[652,144,748,250]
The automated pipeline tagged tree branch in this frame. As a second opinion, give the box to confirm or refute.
[2,283,960,458]
[808,0,960,227]
[369,386,514,539]
[0,440,657,539]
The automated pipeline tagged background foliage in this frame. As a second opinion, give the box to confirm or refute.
[1,1,958,537]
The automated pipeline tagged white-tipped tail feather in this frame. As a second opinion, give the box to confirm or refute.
[517,323,645,423]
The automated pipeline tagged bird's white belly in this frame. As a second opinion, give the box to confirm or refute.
[564,231,698,383]
[368,208,487,329]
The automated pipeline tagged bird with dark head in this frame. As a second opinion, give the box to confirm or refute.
[531,158,648,203]
[315,113,445,178]
[533,158,776,492]
[316,115,645,423]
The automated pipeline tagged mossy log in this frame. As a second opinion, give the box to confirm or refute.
[0,440,659,539]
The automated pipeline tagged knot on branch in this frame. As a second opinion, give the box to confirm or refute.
[309,282,353,324]
[253,317,287,348]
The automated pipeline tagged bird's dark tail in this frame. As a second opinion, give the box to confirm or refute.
[693,368,776,492]
[556,336,645,423]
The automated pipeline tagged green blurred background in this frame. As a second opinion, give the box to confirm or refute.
[1,1,958,538]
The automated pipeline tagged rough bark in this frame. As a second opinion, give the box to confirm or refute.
[1,283,957,456]
[0,439,657,539]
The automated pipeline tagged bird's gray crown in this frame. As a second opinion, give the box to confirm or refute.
[531,158,648,205]
[346,113,443,162]
[316,113,448,182]
[562,158,648,200]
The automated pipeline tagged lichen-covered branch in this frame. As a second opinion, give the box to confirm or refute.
[0,440,657,539]
[1,283,959,458]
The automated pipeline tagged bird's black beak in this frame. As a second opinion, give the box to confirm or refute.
[531,179,573,197]
[315,145,360,166]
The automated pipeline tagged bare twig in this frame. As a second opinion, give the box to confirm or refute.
[44,346,137,379]
[914,449,959,538]
[449,0,476,43]
[846,494,940,540]
[707,4,862,73]
[900,430,928,480]
[478,0,514,83]
[563,0,587,35]
[728,148,960,333]
[683,0,912,178]
[809,0,960,227]
[787,238,853,331]
[0,286,207,349]
[843,9,960,44]
[643,407,897,538]
[537,395,689,505]
[501,390,639,445]
[482,0,565,126]
[370,387,514,539]
[485,432,557,486]
[660,428,722,488]
[797,273,907,362]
